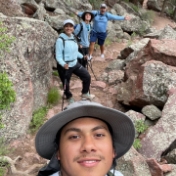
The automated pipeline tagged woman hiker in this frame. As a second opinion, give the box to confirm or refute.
[55,19,94,104]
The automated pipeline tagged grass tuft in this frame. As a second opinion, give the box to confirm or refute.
[133,138,142,149]
[47,87,61,106]
[29,107,48,133]
[135,120,148,133]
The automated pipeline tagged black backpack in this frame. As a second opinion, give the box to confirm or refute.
[37,153,60,176]
[74,22,83,42]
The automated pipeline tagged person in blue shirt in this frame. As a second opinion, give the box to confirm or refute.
[55,19,93,104]
[74,11,94,67]
[76,3,131,60]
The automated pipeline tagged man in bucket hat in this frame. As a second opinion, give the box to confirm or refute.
[35,101,135,176]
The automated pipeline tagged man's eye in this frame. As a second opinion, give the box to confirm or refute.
[95,134,105,137]
[69,135,79,139]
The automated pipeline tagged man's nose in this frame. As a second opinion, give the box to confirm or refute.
[80,136,97,153]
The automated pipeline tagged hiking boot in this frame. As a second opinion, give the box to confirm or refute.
[67,97,75,105]
[82,93,95,101]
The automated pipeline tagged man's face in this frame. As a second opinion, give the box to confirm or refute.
[85,13,92,22]
[57,117,116,176]
[100,7,107,14]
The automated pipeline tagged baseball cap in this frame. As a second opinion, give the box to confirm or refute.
[100,3,107,8]
[63,19,74,26]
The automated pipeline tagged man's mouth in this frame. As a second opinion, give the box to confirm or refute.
[77,159,100,167]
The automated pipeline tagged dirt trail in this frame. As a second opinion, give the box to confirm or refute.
[5,11,176,176]
[152,11,176,30]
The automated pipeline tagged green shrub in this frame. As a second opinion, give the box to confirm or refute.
[0,115,4,129]
[131,4,139,13]
[104,38,112,46]
[133,138,142,149]
[30,107,48,132]
[47,87,61,106]
[52,71,59,76]
[89,0,103,9]
[0,138,9,156]
[135,120,148,133]
[166,8,174,17]
[141,10,155,24]
[0,73,16,110]
[0,22,15,54]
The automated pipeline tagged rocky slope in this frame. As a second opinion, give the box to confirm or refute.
[0,0,176,176]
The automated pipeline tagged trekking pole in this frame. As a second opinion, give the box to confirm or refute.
[87,60,98,81]
[61,79,66,111]
[61,70,68,111]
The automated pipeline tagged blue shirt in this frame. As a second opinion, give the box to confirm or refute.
[74,21,91,47]
[78,10,125,33]
[55,33,83,67]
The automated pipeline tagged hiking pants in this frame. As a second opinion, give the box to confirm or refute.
[78,47,89,68]
[57,62,91,99]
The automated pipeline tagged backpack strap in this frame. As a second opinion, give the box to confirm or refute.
[77,22,83,37]
[94,10,98,17]
[107,171,114,176]
[94,10,108,19]
[58,36,77,63]
[58,36,65,61]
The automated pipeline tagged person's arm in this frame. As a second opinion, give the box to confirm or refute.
[107,12,131,21]
[77,51,83,59]
[74,23,81,36]
[55,38,67,68]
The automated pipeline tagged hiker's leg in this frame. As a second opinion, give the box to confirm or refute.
[64,68,73,99]
[84,47,89,67]
[57,63,72,99]
[89,42,95,56]
[97,32,107,56]
[80,47,88,67]
[57,63,65,84]
[100,45,105,55]
[73,62,91,94]
[78,47,87,67]
[89,31,98,57]
[78,47,84,66]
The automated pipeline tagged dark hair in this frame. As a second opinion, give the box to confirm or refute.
[54,116,117,168]
[81,12,94,22]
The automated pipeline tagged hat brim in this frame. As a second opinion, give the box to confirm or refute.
[81,11,94,22]
[64,22,74,26]
[35,102,135,160]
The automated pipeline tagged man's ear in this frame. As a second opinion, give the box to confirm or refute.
[113,148,116,159]
[57,150,61,160]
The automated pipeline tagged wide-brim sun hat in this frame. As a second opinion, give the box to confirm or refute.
[35,101,135,160]
[81,11,94,22]
[63,19,75,26]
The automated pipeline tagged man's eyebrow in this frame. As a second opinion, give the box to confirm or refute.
[64,128,81,135]
[63,125,109,135]
[91,125,108,132]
